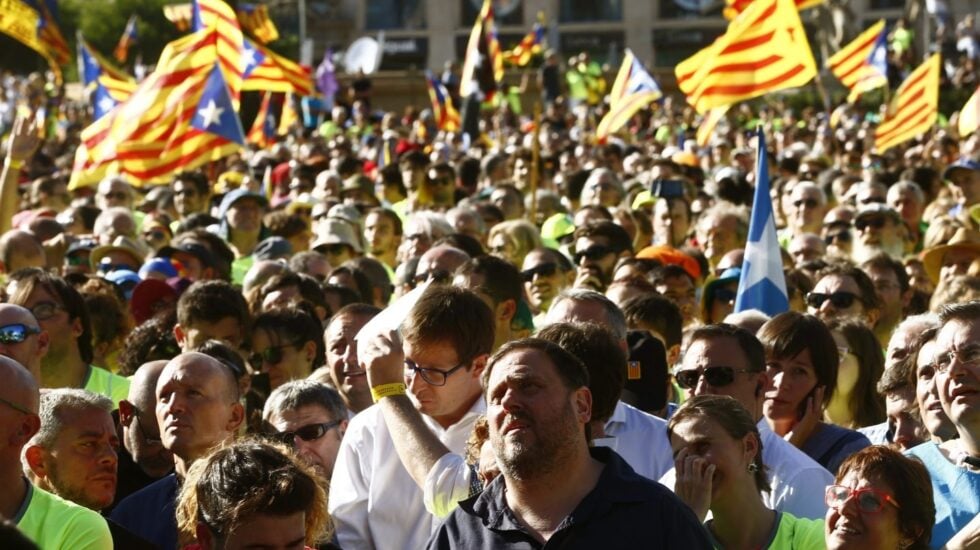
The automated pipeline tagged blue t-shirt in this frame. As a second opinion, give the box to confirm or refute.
[801,422,871,475]
[907,441,980,549]
[110,473,178,550]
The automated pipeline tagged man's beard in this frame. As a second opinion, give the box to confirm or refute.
[45,459,112,511]
[852,238,903,263]
[492,403,581,481]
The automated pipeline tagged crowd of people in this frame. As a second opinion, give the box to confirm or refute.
[0,38,979,549]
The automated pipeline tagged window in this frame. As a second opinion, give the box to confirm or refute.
[559,0,622,22]
[365,0,426,30]
[659,0,723,19]
[461,0,524,26]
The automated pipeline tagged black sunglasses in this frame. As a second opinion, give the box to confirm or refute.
[249,343,301,369]
[676,366,755,390]
[855,217,888,231]
[824,231,852,245]
[0,323,41,344]
[268,420,343,446]
[414,269,452,286]
[793,198,819,209]
[573,245,614,265]
[521,263,558,282]
[805,291,859,309]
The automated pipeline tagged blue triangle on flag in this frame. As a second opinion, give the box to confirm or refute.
[241,38,266,78]
[192,0,204,31]
[93,81,117,120]
[80,43,101,87]
[191,64,245,145]
[867,29,889,80]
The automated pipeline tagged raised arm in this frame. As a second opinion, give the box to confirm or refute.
[1,113,41,235]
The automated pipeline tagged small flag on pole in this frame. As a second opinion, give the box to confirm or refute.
[734,127,789,316]
[114,15,139,62]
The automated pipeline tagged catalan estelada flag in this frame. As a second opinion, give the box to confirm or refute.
[503,13,545,67]
[191,0,244,108]
[675,0,816,114]
[241,37,315,97]
[114,15,139,62]
[26,0,70,66]
[77,36,136,119]
[696,105,731,147]
[460,0,503,100]
[958,85,979,138]
[278,93,299,135]
[237,3,278,44]
[70,27,244,189]
[425,70,461,132]
[596,49,662,139]
[724,0,823,19]
[827,20,888,102]
[0,0,67,78]
[248,91,276,147]
[875,54,940,152]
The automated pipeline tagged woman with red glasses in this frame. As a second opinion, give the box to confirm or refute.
[757,312,871,474]
[825,446,934,550]
[668,394,825,549]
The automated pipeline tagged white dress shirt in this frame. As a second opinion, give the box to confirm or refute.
[659,419,834,520]
[329,398,485,550]
[595,401,674,481]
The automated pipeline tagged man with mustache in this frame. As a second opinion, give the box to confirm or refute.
[571,221,633,292]
[23,389,153,548]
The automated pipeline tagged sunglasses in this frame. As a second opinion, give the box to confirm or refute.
[805,291,859,309]
[825,485,900,513]
[824,231,852,245]
[0,323,40,344]
[793,198,819,209]
[249,343,300,369]
[268,420,342,446]
[714,288,737,304]
[675,366,755,390]
[573,245,614,265]
[855,217,888,231]
[521,263,558,282]
[30,301,65,321]
[143,230,167,242]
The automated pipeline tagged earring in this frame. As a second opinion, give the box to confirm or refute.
[747,463,759,473]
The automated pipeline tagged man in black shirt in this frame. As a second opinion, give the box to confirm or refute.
[427,338,710,549]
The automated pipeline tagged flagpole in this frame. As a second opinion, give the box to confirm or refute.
[529,101,541,224]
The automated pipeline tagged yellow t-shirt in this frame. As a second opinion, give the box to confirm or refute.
[15,482,113,550]
[84,364,131,407]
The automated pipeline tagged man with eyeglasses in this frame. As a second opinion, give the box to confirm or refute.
[572,221,633,292]
[783,182,828,240]
[426,163,458,211]
[263,379,349,478]
[6,269,131,407]
[111,352,244,550]
[329,285,494,550]
[0,303,47,382]
[906,301,980,548]
[115,360,174,508]
[661,324,833,520]
[0,356,113,550]
[95,176,135,211]
[851,203,907,263]
[171,171,211,224]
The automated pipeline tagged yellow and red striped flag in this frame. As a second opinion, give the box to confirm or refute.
[696,105,731,147]
[596,49,662,139]
[114,15,139,62]
[237,3,279,44]
[503,12,545,67]
[827,20,889,102]
[425,70,461,132]
[875,54,940,152]
[0,0,67,78]
[724,0,823,19]
[70,27,245,189]
[675,0,816,114]
[247,91,276,147]
[959,85,979,138]
[163,3,193,31]
[31,0,71,67]
[241,38,315,97]
[192,0,244,108]
[278,93,299,135]
[460,0,503,100]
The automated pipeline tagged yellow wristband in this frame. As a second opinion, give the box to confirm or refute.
[6,158,24,170]
[371,382,407,402]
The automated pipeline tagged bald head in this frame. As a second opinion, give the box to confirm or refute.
[0,355,40,414]
[416,245,470,281]
[0,304,46,382]
[129,360,169,412]
[0,230,45,274]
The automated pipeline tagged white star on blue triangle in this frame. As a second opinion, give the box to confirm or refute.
[734,127,789,317]
[80,43,101,87]
[191,64,245,145]
[93,82,117,120]
[241,39,265,78]
[868,28,889,79]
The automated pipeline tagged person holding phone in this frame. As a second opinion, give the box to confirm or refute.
[757,312,871,475]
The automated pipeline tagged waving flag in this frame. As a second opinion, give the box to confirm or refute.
[827,20,888,102]
[958,85,979,138]
[78,36,136,119]
[0,0,67,77]
[316,47,339,103]
[241,37,315,97]
[425,70,461,132]
[875,54,940,152]
[460,0,503,100]
[114,15,139,62]
[596,49,662,139]
[278,93,299,135]
[734,127,789,316]
[70,27,244,189]
[237,3,278,44]
[26,0,70,66]
[503,13,545,67]
[248,91,276,147]
[163,3,193,31]
[191,0,244,107]
[696,106,730,147]
[676,0,816,114]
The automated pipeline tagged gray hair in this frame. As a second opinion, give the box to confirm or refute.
[887,180,925,206]
[696,202,749,241]
[31,389,113,449]
[546,288,628,342]
[263,380,348,423]
[446,206,487,236]
[404,211,453,240]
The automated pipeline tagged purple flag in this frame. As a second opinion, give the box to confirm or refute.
[316,48,339,103]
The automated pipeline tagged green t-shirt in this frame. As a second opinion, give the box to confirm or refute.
[232,255,255,286]
[708,512,825,549]
[84,364,131,407]
[15,482,113,550]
